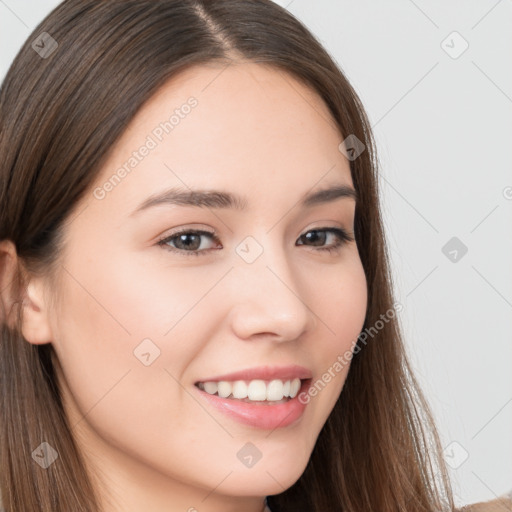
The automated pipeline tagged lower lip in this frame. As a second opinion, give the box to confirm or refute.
[194,380,311,430]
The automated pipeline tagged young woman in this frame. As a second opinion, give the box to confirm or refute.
[0,1,509,511]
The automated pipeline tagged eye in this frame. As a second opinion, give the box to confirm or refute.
[296,227,354,253]
[157,229,221,256]
[157,226,355,257]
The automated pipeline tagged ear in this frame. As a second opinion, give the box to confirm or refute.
[0,239,53,345]
[20,277,53,345]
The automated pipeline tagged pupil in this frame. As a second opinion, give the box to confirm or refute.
[305,230,325,246]
[177,234,200,250]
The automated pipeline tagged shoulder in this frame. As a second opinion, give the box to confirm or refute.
[457,494,512,512]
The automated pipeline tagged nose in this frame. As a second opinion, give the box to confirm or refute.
[226,239,317,343]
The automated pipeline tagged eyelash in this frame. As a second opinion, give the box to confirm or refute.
[156,227,355,257]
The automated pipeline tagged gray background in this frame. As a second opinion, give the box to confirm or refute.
[1,0,511,507]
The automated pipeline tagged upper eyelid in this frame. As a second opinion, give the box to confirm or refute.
[159,224,350,237]
[157,226,353,247]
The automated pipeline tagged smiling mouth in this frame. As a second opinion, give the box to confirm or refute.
[195,377,308,404]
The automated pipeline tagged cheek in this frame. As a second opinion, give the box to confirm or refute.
[309,252,368,349]
[49,261,215,479]
[54,246,218,356]
[49,250,222,428]
[302,253,367,411]
[337,260,367,345]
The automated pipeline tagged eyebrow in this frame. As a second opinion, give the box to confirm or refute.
[129,183,358,217]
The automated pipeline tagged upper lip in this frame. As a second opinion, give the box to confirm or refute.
[195,365,313,383]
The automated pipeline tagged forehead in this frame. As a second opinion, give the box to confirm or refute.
[86,61,353,218]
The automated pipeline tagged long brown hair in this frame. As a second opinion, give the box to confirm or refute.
[0,1,455,510]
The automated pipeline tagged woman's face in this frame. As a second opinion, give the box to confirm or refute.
[39,62,367,511]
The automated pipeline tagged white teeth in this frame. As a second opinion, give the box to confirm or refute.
[203,381,218,395]
[247,380,267,401]
[290,378,301,398]
[197,378,303,401]
[217,381,232,398]
[232,380,248,399]
[266,379,285,401]
[283,380,291,397]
